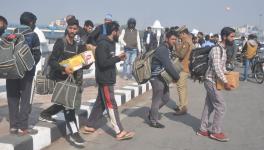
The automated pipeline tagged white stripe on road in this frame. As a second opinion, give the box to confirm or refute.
[31,126,51,150]
[115,89,132,101]
[0,143,14,150]
[123,86,139,97]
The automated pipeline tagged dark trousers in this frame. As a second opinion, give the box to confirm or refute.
[87,84,124,134]
[6,73,34,129]
[41,104,78,134]
[149,77,172,122]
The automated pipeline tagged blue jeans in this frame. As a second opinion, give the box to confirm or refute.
[122,48,138,79]
[243,59,250,80]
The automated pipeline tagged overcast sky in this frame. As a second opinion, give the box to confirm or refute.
[0,0,264,33]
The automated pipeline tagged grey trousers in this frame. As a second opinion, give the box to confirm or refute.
[149,77,172,122]
[6,73,34,129]
[199,80,226,133]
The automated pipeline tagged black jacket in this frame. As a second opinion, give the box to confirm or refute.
[48,38,86,86]
[151,43,180,81]
[95,36,121,85]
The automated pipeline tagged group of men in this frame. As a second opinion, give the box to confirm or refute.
[0,12,246,146]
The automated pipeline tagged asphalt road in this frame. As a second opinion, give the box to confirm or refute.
[44,77,264,150]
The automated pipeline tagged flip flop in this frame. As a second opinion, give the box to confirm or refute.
[116,131,135,141]
[81,126,96,134]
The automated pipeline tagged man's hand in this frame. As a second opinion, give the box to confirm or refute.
[64,66,73,75]
[118,51,126,61]
[224,83,234,90]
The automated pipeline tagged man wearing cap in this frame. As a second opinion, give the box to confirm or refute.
[89,13,113,45]
[174,26,194,115]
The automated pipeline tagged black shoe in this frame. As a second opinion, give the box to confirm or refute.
[69,133,85,146]
[149,121,165,128]
[174,106,187,116]
[17,128,38,136]
[39,113,56,123]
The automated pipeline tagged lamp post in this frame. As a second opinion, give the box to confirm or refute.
[259,14,263,30]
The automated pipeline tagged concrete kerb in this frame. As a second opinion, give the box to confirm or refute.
[0,82,152,150]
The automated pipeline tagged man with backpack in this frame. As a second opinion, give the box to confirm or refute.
[39,18,86,145]
[173,26,194,115]
[6,12,41,136]
[241,34,258,81]
[196,27,235,142]
[148,30,180,128]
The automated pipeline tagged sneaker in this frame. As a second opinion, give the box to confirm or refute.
[17,128,38,136]
[69,133,85,146]
[39,114,56,123]
[9,128,18,134]
[196,130,209,137]
[210,133,229,142]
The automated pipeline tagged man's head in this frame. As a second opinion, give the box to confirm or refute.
[147,26,152,32]
[127,18,136,29]
[104,13,113,24]
[106,21,120,42]
[83,20,94,33]
[177,26,189,40]
[165,30,178,48]
[66,15,76,24]
[213,34,219,42]
[20,12,37,30]
[0,16,8,36]
[248,34,257,40]
[66,18,79,39]
[220,27,236,47]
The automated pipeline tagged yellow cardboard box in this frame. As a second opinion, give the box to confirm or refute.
[216,71,240,90]
[59,51,95,71]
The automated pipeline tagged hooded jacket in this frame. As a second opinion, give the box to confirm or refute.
[95,36,121,85]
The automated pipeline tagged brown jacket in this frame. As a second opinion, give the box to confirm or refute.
[175,40,194,73]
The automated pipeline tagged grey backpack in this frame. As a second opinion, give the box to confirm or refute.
[132,49,156,84]
[0,33,35,79]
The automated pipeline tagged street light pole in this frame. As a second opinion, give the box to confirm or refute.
[259,14,263,30]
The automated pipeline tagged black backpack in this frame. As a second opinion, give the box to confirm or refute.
[189,45,222,82]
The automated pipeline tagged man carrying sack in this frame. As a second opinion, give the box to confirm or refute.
[39,18,86,146]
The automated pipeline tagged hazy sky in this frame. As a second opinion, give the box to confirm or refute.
[0,0,264,33]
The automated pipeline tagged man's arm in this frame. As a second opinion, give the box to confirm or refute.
[156,48,180,81]
[48,39,65,72]
[211,47,228,83]
[95,44,121,68]
[32,33,41,65]
[118,29,126,47]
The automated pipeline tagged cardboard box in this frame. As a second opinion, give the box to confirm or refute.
[59,51,95,71]
[216,71,240,90]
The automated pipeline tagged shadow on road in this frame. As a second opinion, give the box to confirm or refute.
[164,112,201,132]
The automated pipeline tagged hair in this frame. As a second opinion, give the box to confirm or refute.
[248,34,257,40]
[213,34,219,38]
[67,18,79,27]
[20,12,37,26]
[0,16,8,26]
[198,32,204,36]
[166,30,178,39]
[205,35,210,41]
[66,15,76,23]
[106,21,120,35]
[220,27,235,40]
[147,26,151,30]
[180,28,189,34]
[127,18,136,26]
[84,20,94,28]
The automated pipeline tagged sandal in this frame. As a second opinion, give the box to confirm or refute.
[116,131,135,141]
[81,126,96,134]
